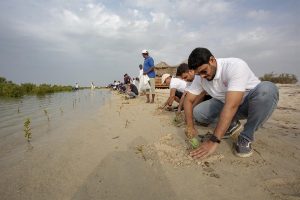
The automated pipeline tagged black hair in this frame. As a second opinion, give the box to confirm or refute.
[176,63,189,76]
[188,48,213,70]
[139,64,143,69]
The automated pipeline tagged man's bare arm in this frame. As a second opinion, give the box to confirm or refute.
[189,91,244,159]
[161,88,176,109]
[192,91,207,108]
[213,91,244,139]
[177,91,187,113]
[184,92,197,128]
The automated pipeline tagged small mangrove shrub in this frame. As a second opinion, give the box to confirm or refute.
[260,73,298,84]
[24,118,32,142]
[44,109,50,121]
[0,76,73,98]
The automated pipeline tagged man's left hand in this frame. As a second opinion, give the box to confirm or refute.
[189,141,218,159]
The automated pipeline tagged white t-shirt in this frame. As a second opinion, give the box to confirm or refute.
[170,77,188,93]
[139,69,143,79]
[187,58,260,103]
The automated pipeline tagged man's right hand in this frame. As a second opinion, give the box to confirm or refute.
[185,126,198,139]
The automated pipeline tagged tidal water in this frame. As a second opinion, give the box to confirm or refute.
[0,89,111,156]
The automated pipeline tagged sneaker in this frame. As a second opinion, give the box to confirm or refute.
[234,136,253,157]
[223,121,243,139]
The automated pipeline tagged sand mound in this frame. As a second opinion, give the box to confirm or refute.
[140,134,224,168]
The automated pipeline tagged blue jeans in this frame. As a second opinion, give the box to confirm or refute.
[193,81,279,141]
[128,92,137,98]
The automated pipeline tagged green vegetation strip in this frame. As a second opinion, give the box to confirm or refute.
[260,73,298,84]
[0,76,73,98]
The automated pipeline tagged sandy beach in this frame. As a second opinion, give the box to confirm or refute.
[0,84,300,200]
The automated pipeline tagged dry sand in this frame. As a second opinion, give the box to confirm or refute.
[0,84,299,200]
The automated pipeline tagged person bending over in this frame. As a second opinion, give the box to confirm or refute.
[126,83,139,98]
[160,73,188,111]
[184,47,279,158]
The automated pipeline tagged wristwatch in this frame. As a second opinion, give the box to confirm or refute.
[209,134,221,143]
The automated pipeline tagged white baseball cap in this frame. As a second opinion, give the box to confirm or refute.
[141,49,148,54]
[161,74,171,84]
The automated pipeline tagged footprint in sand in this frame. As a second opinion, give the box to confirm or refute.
[264,177,300,199]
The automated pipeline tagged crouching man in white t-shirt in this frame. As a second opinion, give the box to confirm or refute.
[160,72,187,111]
[175,63,211,115]
[184,47,279,158]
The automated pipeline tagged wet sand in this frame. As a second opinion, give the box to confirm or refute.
[0,85,299,200]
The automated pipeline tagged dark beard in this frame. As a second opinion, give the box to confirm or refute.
[207,73,215,81]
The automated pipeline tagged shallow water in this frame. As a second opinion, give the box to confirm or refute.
[0,89,111,156]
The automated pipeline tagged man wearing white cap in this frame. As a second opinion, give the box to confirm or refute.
[160,73,188,110]
[141,49,156,103]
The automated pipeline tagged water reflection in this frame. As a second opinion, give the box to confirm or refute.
[0,89,111,154]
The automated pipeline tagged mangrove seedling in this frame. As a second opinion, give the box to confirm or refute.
[125,119,130,128]
[135,145,146,161]
[44,109,50,121]
[24,118,32,142]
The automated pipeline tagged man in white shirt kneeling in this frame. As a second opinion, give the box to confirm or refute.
[185,47,279,158]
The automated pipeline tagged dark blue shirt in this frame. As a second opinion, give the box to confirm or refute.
[130,84,139,95]
[143,56,156,78]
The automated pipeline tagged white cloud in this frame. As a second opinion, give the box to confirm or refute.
[0,0,299,85]
[176,0,232,22]
[247,9,271,21]
[236,28,268,44]
[150,12,171,28]
[62,10,81,25]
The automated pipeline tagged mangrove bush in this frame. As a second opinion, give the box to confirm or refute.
[0,76,73,98]
[260,73,298,84]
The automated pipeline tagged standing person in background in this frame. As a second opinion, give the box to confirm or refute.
[138,64,143,80]
[138,64,145,94]
[75,83,79,90]
[134,77,140,90]
[141,49,156,103]
[91,82,95,90]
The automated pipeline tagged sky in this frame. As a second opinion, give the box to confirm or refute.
[0,0,299,86]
